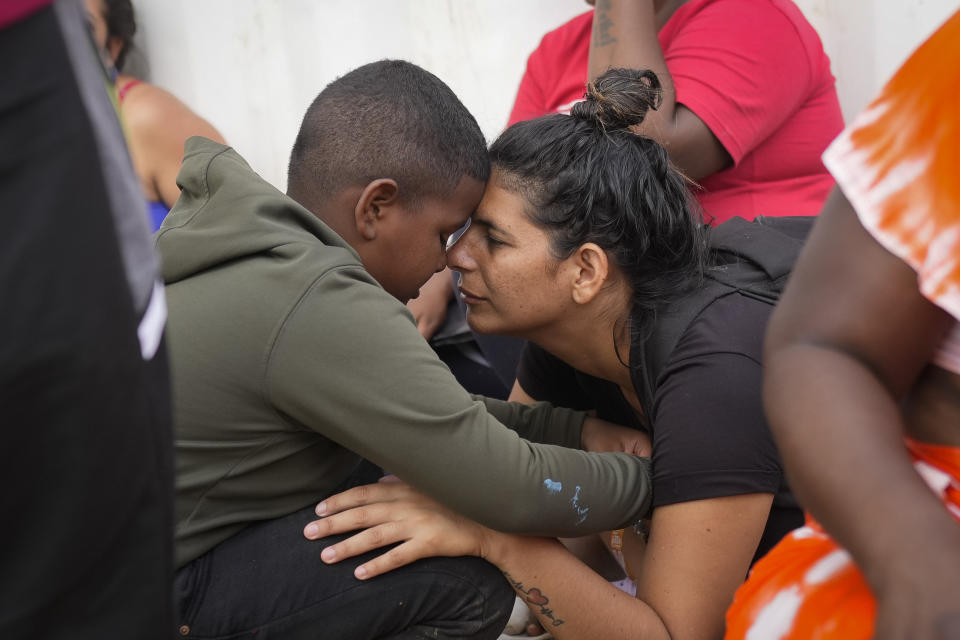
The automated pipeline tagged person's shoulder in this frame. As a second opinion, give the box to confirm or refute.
[702,291,772,332]
[672,291,771,362]
[669,0,826,93]
[679,0,804,34]
[290,244,386,307]
[763,0,829,50]
[118,77,180,122]
[536,9,593,54]
[118,76,224,142]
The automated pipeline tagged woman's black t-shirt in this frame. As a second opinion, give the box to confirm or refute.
[517,292,802,562]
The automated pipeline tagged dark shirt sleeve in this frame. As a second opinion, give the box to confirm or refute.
[650,293,783,507]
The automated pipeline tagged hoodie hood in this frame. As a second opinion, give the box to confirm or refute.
[155,137,360,284]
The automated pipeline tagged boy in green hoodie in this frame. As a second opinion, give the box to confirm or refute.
[157,60,651,639]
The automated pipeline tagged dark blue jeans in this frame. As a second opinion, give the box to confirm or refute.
[174,464,513,639]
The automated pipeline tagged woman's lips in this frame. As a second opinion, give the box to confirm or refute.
[458,286,486,304]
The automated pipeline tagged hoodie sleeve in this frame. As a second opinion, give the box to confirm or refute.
[471,394,581,448]
[265,266,652,535]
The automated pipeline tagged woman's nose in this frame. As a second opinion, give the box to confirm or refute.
[446,229,477,273]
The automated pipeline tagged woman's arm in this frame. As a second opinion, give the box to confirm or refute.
[406,268,452,339]
[587,0,729,180]
[765,188,960,638]
[308,480,772,640]
[633,493,772,639]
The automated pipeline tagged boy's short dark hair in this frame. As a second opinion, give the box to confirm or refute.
[287,60,489,205]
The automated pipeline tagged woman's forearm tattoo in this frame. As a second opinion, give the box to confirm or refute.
[594,0,617,47]
[503,572,565,627]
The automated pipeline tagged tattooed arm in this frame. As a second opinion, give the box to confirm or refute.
[588,0,729,180]
[305,479,669,639]
[493,537,669,639]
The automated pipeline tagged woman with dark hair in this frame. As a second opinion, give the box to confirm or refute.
[84,0,224,230]
[302,68,803,640]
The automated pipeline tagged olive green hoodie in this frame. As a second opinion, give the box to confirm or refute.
[157,138,651,568]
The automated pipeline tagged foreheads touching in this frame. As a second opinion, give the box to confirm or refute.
[286,60,489,302]
[486,68,708,324]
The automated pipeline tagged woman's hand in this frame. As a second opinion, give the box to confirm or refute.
[406,269,453,339]
[303,477,498,580]
[581,417,651,457]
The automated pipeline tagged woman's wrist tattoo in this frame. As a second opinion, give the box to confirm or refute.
[503,571,565,627]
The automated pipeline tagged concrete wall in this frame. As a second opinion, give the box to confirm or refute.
[130,0,958,190]
[793,0,957,120]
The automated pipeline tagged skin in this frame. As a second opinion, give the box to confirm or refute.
[587,0,730,181]
[449,176,590,346]
[84,0,225,208]
[310,176,486,304]
[406,267,454,338]
[305,172,777,640]
[763,188,960,640]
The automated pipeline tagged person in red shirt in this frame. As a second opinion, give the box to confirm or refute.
[510,0,844,225]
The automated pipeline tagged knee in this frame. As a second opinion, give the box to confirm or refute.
[466,556,515,625]
[414,555,514,637]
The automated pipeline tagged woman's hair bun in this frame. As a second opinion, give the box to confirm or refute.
[571,68,663,131]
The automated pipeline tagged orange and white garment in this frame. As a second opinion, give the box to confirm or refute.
[724,11,960,640]
[823,9,960,372]
[725,440,960,640]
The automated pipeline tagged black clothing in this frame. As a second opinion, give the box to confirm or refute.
[175,462,514,640]
[0,4,173,637]
[518,292,802,561]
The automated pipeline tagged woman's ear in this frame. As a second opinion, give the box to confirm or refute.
[570,242,611,304]
[353,179,400,241]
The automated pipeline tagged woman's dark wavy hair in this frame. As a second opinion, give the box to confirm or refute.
[490,68,708,336]
[103,0,136,71]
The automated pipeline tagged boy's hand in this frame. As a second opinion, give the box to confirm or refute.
[303,477,498,580]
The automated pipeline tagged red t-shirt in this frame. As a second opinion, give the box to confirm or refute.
[508,0,844,224]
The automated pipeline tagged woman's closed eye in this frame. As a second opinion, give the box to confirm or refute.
[486,232,506,248]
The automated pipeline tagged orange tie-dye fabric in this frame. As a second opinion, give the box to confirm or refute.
[725,440,960,640]
[822,9,960,321]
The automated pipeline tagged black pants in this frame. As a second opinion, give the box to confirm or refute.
[0,3,173,638]
[175,464,514,639]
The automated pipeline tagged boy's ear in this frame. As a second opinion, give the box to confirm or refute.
[354,179,400,241]
[569,242,611,304]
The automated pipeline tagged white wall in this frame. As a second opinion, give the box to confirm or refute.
[793,0,957,121]
[130,0,958,191]
[131,0,586,190]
